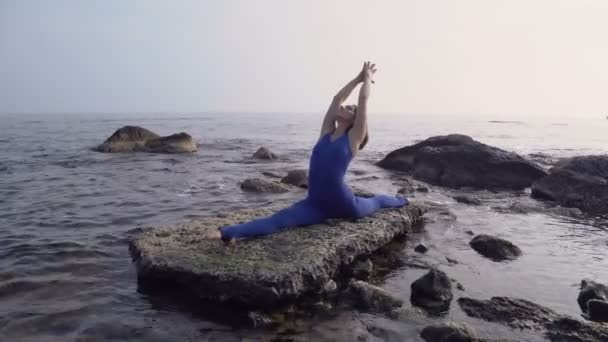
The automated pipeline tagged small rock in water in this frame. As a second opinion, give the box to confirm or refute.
[252,146,277,160]
[398,186,415,194]
[587,299,608,322]
[416,186,429,193]
[322,279,338,293]
[281,169,308,188]
[446,257,459,265]
[457,296,557,329]
[451,279,465,291]
[262,171,284,179]
[351,259,373,280]
[453,195,482,205]
[352,187,375,198]
[241,178,291,193]
[469,234,522,262]
[345,280,403,313]
[420,322,477,342]
[248,311,275,328]
[410,268,453,313]
[465,230,475,236]
[577,279,608,314]
[414,244,428,253]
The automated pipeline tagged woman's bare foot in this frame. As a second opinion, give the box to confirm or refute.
[206,230,222,240]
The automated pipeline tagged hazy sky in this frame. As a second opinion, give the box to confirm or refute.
[1,0,607,117]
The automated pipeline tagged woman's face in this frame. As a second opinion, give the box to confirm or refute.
[337,105,356,125]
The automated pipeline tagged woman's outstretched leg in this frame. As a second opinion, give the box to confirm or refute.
[353,195,408,218]
[220,200,326,240]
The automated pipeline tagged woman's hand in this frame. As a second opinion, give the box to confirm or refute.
[357,61,377,84]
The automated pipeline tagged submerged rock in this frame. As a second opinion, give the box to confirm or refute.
[453,195,482,206]
[457,297,557,329]
[545,316,608,342]
[414,244,428,253]
[377,134,547,190]
[281,169,308,188]
[532,155,608,214]
[96,126,196,153]
[469,235,522,262]
[420,323,477,342]
[241,178,291,194]
[344,280,403,313]
[410,268,453,313]
[129,205,424,308]
[252,146,277,160]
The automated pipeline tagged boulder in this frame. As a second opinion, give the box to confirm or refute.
[241,178,291,194]
[414,244,428,253]
[587,299,608,322]
[420,323,477,342]
[453,195,482,206]
[578,279,608,316]
[545,316,608,342]
[457,297,557,329]
[532,155,608,214]
[377,134,547,190]
[252,146,277,160]
[281,169,308,188]
[469,235,521,262]
[129,204,424,308]
[410,268,453,312]
[345,280,403,313]
[96,126,196,153]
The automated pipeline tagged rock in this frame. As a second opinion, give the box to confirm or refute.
[351,259,373,280]
[446,257,459,265]
[469,235,522,262]
[416,186,429,192]
[465,230,475,236]
[410,268,453,312]
[457,297,557,329]
[420,323,477,342]
[587,299,608,322]
[281,169,308,188]
[532,155,608,214]
[129,205,425,308]
[352,186,375,198]
[248,311,276,328]
[545,316,608,342]
[252,146,277,160]
[322,279,337,293]
[398,186,415,194]
[96,126,197,153]
[377,134,547,190]
[345,280,403,313]
[262,171,284,179]
[453,195,482,206]
[240,178,291,194]
[578,279,608,316]
[414,244,428,253]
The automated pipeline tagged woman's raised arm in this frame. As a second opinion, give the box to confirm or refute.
[349,62,376,154]
[320,67,364,137]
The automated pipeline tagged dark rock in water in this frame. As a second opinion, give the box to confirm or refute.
[252,146,277,160]
[129,205,424,308]
[446,257,459,265]
[453,195,482,206]
[248,311,276,328]
[398,186,415,194]
[545,316,608,342]
[532,155,608,214]
[465,230,475,236]
[420,323,477,342]
[261,171,284,179]
[469,235,522,262]
[351,259,373,280]
[411,268,453,313]
[587,299,608,322]
[578,279,608,315]
[414,244,428,253]
[96,126,196,153]
[241,178,291,194]
[457,297,557,329]
[344,280,403,313]
[377,134,547,190]
[281,169,308,188]
[416,186,429,192]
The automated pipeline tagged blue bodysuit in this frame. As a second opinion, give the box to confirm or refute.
[220,132,408,239]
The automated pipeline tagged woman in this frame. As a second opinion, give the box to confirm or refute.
[210,62,408,241]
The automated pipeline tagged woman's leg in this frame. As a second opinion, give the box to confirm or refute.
[220,200,326,240]
[353,195,408,218]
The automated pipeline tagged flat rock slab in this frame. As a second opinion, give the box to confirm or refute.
[129,204,424,308]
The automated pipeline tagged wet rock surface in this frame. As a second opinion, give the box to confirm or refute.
[96,126,197,153]
[343,280,403,313]
[377,134,547,190]
[241,178,291,194]
[532,155,608,214]
[252,146,277,160]
[281,169,308,188]
[129,205,424,308]
[545,316,608,342]
[410,268,453,313]
[469,235,522,262]
[578,279,608,322]
[420,323,477,342]
[453,195,482,206]
[587,299,608,322]
[458,296,558,329]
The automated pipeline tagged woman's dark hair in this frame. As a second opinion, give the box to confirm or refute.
[348,105,369,151]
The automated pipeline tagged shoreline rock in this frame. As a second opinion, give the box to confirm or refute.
[377,134,547,190]
[469,235,522,262]
[129,204,424,308]
[281,169,308,188]
[344,280,403,313]
[410,268,453,313]
[578,279,608,322]
[240,178,291,194]
[252,146,277,160]
[96,126,197,153]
